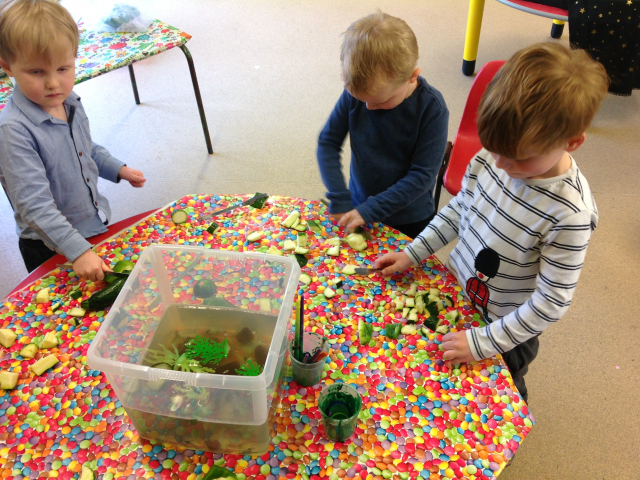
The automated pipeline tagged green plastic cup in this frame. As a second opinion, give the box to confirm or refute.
[289,332,328,387]
[318,383,362,442]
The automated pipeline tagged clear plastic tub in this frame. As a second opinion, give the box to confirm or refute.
[87,245,300,454]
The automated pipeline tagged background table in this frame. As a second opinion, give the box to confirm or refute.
[0,195,535,480]
[0,20,212,153]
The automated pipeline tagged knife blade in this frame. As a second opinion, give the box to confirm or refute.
[353,267,382,275]
[203,193,268,220]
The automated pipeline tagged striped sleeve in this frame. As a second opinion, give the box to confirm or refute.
[465,209,595,360]
[404,164,471,265]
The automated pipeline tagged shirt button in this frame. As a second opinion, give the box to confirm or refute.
[94,201,98,206]
[86,178,90,182]
[79,152,83,156]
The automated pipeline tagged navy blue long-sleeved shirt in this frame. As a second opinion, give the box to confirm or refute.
[317,76,449,226]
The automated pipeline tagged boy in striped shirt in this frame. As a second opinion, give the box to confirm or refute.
[375,43,609,401]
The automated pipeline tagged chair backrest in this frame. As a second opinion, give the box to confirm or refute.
[443,60,505,197]
[495,0,568,21]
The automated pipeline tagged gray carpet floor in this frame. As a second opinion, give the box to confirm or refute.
[1,1,639,478]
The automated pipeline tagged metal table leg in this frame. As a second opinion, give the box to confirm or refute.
[463,0,486,76]
[128,64,141,104]
[179,44,213,154]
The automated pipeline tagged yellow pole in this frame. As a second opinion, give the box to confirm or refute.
[462,0,486,75]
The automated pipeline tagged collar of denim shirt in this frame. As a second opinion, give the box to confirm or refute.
[11,83,82,126]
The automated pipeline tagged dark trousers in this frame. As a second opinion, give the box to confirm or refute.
[18,237,57,273]
[501,335,540,403]
[388,212,436,240]
[533,0,568,7]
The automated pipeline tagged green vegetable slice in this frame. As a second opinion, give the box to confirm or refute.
[359,319,373,345]
[385,323,401,340]
[203,466,237,480]
[294,254,307,268]
[250,193,268,209]
[171,209,188,224]
[193,279,216,299]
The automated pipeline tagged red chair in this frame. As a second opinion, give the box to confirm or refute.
[9,209,159,296]
[463,0,568,75]
[433,60,505,208]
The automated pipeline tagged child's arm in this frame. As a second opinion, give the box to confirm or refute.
[0,125,107,278]
[375,158,475,273]
[90,142,125,183]
[354,102,449,225]
[317,91,353,216]
[452,210,596,363]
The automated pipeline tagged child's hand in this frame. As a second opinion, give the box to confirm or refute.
[374,252,413,275]
[337,209,365,233]
[441,331,476,365]
[119,166,146,187]
[72,250,111,282]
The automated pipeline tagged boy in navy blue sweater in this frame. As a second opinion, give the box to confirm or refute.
[317,11,449,239]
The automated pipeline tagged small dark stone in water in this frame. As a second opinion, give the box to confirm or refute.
[236,327,254,344]
[254,344,268,365]
[215,361,241,375]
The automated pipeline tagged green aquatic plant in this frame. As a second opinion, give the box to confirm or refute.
[235,358,263,376]
[185,336,230,365]
[174,353,216,373]
[145,344,181,367]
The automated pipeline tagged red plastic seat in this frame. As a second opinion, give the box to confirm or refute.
[434,60,505,207]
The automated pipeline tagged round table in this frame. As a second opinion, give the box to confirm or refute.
[0,194,535,480]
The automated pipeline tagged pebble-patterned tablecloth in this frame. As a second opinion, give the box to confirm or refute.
[0,20,190,111]
[0,195,535,480]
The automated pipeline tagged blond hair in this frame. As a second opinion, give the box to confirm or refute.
[477,42,609,159]
[0,0,79,64]
[340,11,419,95]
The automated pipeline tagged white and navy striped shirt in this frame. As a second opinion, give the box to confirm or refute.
[405,149,597,360]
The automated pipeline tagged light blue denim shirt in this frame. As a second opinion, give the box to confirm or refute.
[0,85,124,262]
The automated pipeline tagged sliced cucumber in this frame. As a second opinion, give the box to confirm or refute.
[80,466,94,480]
[171,209,188,224]
[294,247,309,255]
[406,283,418,296]
[29,354,59,376]
[283,211,301,228]
[307,220,322,233]
[326,245,340,256]
[429,288,440,296]
[324,288,336,299]
[267,246,284,256]
[385,323,401,340]
[326,238,341,247]
[39,332,58,349]
[402,307,410,318]
[283,239,296,251]
[250,193,269,209]
[297,232,307,248]
[346,233,367,251]
[342,265,357,275]
[420,327,431,337]
[293,254,307,268]
[69,307,86,317]
[436,324,450,334]
[0,329,17,348]
[401,324,417,335]
[423,313,442,333]
[19,344,38,359]
[359,319,373,345]
[35,288,50,304]
[247,231,264,242]
[405,297,415,308]
[69,289,83,300]
[427,295,439,305]
[0,371,19,390]
[299,274,312,285]
[447,310,459,321]
[444,297,454,308]
[294,222,307,232]
[407,309,418,323]
[259,298,272,312]
[206,221,220,235]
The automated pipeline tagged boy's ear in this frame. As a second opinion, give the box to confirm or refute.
[410,68,421,83]
[565,132,587,152]
[0,57,12,76]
